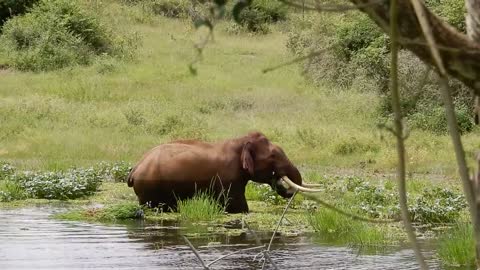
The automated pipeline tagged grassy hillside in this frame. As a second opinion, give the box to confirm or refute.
[0,1,478,177]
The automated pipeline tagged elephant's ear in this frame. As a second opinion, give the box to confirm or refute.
[241,142,254,176]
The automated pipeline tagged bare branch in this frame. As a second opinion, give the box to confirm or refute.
[348,0,480,95]
[261,191,298,270]
[207,245,266,267]
[182,235,210,270]
[390,1,429,269]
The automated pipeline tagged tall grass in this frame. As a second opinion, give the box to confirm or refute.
[308,208,398,247]
[177,192,225,221]
[437,223,476,268]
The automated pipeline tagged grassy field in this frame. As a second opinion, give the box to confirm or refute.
[0,1,479,177]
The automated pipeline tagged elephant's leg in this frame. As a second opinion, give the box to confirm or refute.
[225,194,249,213]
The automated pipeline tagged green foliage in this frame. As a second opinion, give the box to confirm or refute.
[353,182,399,219]
[410,187,467,224]
[425,0,466,32]
[287,13,475,131]
[234,0,287,33]
[0,161,15,180]
[308,208,396,246]
[438,223,475,267]
[150,0,192,18]
[99,202,144,220]
[409,104,474,134]
[0,0,38,27]
[177,191,225,221]
[333,137,379,155]
[12,167,103,200]
[96,161,132,182]
[0,179,27,202]
[0,0,135,71]
[245,182,264,201]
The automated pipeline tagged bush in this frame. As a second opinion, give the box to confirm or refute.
[410,187,467,224]
[96,161,132,182]
[99,202,144,220]
[234,0,288,33]
[0,0,135,71]
[287,13,475,131]
[409,103,474,134]
[150,0,192,18]
[177,192,225,221]
[13,167,103,199]
[0,0,38,28]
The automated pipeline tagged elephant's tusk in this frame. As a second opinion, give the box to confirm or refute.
[302,182,323,188]
[281,177,324,193]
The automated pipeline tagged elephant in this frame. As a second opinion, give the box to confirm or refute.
[127,131,321,213]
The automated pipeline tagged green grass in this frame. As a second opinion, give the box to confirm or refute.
[308,208,402,247]
[0,1,477,177]
[438,223,476,268]
[177,192,225,222]
[245,182,265,201]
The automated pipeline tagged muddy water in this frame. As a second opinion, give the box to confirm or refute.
[0,207,444,269]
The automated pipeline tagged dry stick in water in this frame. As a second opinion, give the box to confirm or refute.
[182,235,209,270]
[243,220,279,269]
[389,1,429,269]
[261,190,298,270]
[206,245,266,268]
[408,0,480,267]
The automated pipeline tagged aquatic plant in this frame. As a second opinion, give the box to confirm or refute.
[437,223,475,267]
[98,202,144,221]
[14,167,103,200]
[0,179,27,202]
[95,161,132,182]
[177,192,225,221]
[410,187,467,224]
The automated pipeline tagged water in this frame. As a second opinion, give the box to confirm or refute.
[0,207,444,269]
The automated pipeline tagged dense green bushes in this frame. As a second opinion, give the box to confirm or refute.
[0,0,135,71]
[286,10,475,134]
[0,0,38,27]
[0,161,132,201]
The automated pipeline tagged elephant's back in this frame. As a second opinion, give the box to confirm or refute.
[131,143,219,184]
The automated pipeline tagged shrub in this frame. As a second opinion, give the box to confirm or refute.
[438,223,475,267]
[409,104,474,134]
[353,182,399,219]
[177,191,225,221]
[150,0,192,18]
[96,161,132,182]
[99,202,144,220]
[0,0,135,71]
[287,13,475,130]
[0,0,38,28]
[14,167,103,199]
[410,187,467,224]
[234,0,288,33]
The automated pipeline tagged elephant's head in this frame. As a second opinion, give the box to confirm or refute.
[240,131,317,198]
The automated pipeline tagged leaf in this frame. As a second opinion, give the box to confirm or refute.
[232,0,252,23]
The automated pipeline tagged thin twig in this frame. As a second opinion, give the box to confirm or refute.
[390,1,429,269]
[262,46,333,73]
[207,245,266,267]
[243,220,278,269]
[261,191,298,270]
[182,235,209,270]
[302,193,399,224]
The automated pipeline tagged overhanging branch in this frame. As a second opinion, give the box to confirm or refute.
[348,0,480,94]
